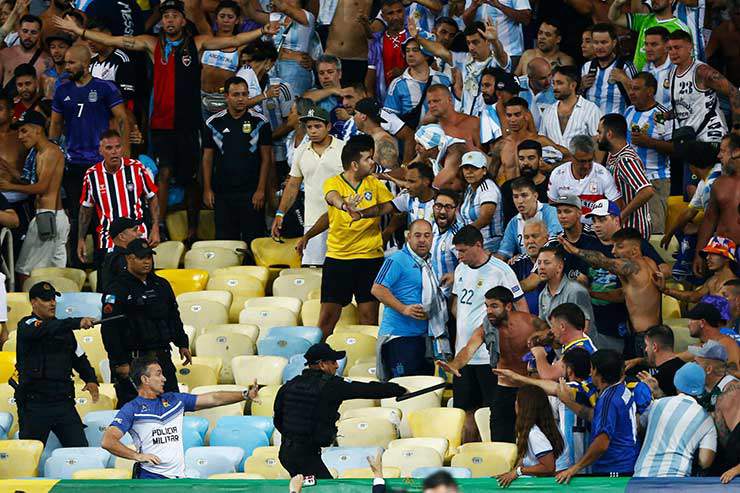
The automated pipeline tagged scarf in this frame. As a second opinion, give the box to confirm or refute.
[163,38,183,60]
[462,54,493,114]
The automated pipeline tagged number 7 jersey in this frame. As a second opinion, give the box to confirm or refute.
[669,60,727,143]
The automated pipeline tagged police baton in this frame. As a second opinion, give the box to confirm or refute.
[395,382,447,402]
[90,314,128,325]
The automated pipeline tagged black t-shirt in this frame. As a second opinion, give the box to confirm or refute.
[90,50,137,102]
[500,176,549,224]
[654,357,685,396]
[85,0,145,36]
[204,111,273,193]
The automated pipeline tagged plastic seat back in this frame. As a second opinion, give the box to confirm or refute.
[474,407,491,442]
[382,446,443,477]
[232,355,287,386]
[243,454,290,479]
[243,296,302,316]
[251,237,301,269]
[195,332,255,383]
[30,267,86,289]
[72,468,132,479]
[152,240,185,269]
[0,439,43,478]
[257,335,313,359]
[239,308,298,340]
[177,290,232,309]
[184,446,244,478]
[56,292,102,319]
[179,300,229,332]
[272,274,321,302]
[411,466,472,479]
[158,269,209,296]
[326,332,377,373]
[451,449,514,477]
[336,417,398,448]
[23,276,79,293]
[408,408,465,459]
[6,292,32,334]
[320,446,383,475]
[268,326,322,345]
[190,384,247,431]
[184,247,241,274]
[210,425,269,471]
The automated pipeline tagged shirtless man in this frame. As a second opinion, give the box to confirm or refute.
[1,111,65,285]
[0,95,24,185]
[426,84,481,149]
[353,97,398,169]
[325,0,374,86]
[414,123,466,191]
[706,2,740,87]
[560,226,661,357]
[0,13,51,89]
[515,20,574,75]
[437,286,546,443]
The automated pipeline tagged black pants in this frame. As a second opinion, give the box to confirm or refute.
[490,385,518,443]
[113,349,179,408]
[18,398,88,447]
[279,439,332,479]
[63,164,92,268]
[214,191,266,244]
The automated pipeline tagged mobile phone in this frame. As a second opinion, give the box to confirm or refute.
[587,66,598,77]
[303,475,316,486]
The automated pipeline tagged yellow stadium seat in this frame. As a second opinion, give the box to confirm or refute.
[72,468,132,479]
[388,438,449,461]
[177,290,232,309]
[184,247,241,274]
[22,275,78,293]
[458,441,517,459]
[30,267,86,289]
[195,332,255,383]
[451,450,511,477]
[336,417,398,448]
[665,196,688,234]
[338,398,379,415]
[174,361,220,388]
[347,361,378,379]
[239,308,298,341]
[251,446,280,459]
[192,241,247,262]
[382,446,443,477]
[251,237,302,270]
[302,300,359,327]
[198,209,216,240]
[179,300,229,332]
[74,326,107,380]
[243,454,290,479]
[153,241,185,269]
[474,407,491,442]
[0,352,15,382]
[341,406,401,424]
[88,271,98,292]
[190,384,247,430]
[75,391,115,417]
[165,210,188,241]
[207,273,266,322]
[213,266,270,289]
[243,297,302,316]
[1,338,13,352]
[0,439,44,478]
[232,355,287,386]
[341,325,380,338]
[6,292,32,332]
[326,332,376,372]
[307,288,321,300]
[409,408,465,458]
[250,384,281,417]
[649,235,678,264]
[0,384,18,436]
[662,295,682,320]
[340,467,401,479]
[158,269,209,296]
[279,267,322,278]
[666,319,699,352]
[381,397,441,439]
[209,473,266,479]
[203,324,260,343]
[272,274,321,302]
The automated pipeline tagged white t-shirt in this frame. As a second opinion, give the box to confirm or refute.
[522,424,567,469]
[540,96,602,147]
[452,255,523,365]
[547,162,621,218]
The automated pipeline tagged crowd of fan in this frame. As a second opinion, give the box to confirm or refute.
[0,0,739,484]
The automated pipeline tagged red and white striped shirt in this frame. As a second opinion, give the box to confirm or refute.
[80,158,158,249]
[607,145,652,239]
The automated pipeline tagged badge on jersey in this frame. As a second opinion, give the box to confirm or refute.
[162,400,170,408]
[182,54,192,67]
[88,90,98,103]
[477,279,483,287]
[104,295,116,304]
[103,304,113,314]
[364,191,372,201]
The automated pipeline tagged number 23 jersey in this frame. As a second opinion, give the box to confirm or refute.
[669,60,727,143]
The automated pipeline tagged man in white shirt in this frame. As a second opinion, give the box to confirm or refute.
[462,0,532,63]
[541,66,602,147]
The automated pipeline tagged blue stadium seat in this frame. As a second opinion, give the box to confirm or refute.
[283,355,347,383]
[56,292,102,319]
[268,326,323,345]
[257,335,313,359]
[183,428,204,451]
[412,466,473,478]
[321,447,383,475]
[215,415,275,441]
[209,423,270,471]
[183,415,210,442]
[0,411,12,439]
[38,432,62,476]
[45,447,110,479]
[82,410,118,447]
[185,446,245,478]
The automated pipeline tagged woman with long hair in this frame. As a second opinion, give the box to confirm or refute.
[497,385,567,488]
[458,151,504,252]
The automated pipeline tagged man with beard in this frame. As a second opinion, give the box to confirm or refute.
[12,63,50,120]
[500,140,551,223]
[0,14,51,91]
[426,16,459,77]
[40,32,72,98]
[516,57,556,129]
[437,286,544,443]
[515,20,574,75]
[541,66,602,148]
[429,189,461,297]
[642,26,674,109]
[367,0,408,101]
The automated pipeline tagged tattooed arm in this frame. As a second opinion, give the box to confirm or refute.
[558,237,640,278]
[696,63,740,127]
[53,15,155,55]
[375,137,399,170]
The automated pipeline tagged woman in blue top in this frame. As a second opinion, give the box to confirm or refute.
[458,151,504,252]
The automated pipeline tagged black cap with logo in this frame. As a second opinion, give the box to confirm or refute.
[109,217,142,239]
[159,0,185,14]
[355,97,387,123]
[11,110,46,130]
[304,343,346,365]
[29,282,61,302]
[125,238,157,258]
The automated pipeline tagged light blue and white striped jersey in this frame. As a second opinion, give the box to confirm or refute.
[415,124,467,176]
[317,0,339,25]
[261,78,294,162]
[273,11,316,52]
[517,75,556,130]
[644,59,674,109]
[431,220,461,296]
[581,58,638,115]
[499,202,562,258]
[634,394,716,477]
[624,103,672,181]
[689,163,722,210]
[460,178,504,252]
[480,104,503,145]
[384,68,452,119]
[673,0,706,61]
[407,3,437,33]
[464,0,531,55]
[452,52,512,115]
[391,190,436,224]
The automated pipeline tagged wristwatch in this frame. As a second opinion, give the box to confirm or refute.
[242,389,251,401]
[515,466,523,477]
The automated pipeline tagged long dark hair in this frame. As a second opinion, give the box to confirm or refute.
[514,385,564,465]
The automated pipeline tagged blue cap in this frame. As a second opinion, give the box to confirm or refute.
[460,151,488,169]
[688,339,728,362]
[673,362,706,396]
[586,199,621,218]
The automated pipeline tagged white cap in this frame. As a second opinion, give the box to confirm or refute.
[460,151,488,169]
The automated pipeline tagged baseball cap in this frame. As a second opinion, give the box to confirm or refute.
[414,124,445,150]
[586,199,620,218]
[552,195,582,209]
[700,236,737,262]
[299,106,330,124]
[304,343,346,365]
[29,282,61,302]
[688,339,728,362]
[11,110,46,130]
[125,238,157,258]
[46,32,74,46]
[401,36,433,57]
[496,71,522,94]
[673,362,706,397]
[354,97,387,123]
[109,217,142,240]
[159,0,185,14]
[460,151,488,169]
[686,302,725,327]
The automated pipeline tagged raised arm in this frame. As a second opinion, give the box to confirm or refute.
[559,237,640,278]
[0,0,28,40]
[273,0,310,25]
[696,63,740,128]
[608,0,630,29]
[479,18,509,68]
[408,16,452,64]
[242,0,270,25]
[488,0,531,25]
[194,383,258,410]
[53,16,154,53]
[197,24,278,50]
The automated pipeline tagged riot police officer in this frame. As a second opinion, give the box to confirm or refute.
[101,239,191,407]
[274,343,408,478]
[16,282,99,446]
[96,217,143,293]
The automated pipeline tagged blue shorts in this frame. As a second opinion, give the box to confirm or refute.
[134,465,169,479]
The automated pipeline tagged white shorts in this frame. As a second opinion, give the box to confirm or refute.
[16,210,70,276]
[301,227,327,267]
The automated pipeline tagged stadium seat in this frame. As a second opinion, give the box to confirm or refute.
[184,415,210,441]
[348,361,378,378]
[340,325,380,338]
[56,292,102,319]
[243,453,290,479]
[74,327,108,380]
[179,300,229,332]
[250,385,281,417]
[23,275,79,293]
[268,326,322,345]
[382,446,443,477]
[74,390,116,417]
[195,332,255,383]
[409,408,465,458]
[30,267,86,289]
[662,294,682,319]
[302,300,359,327]
[0,439,43,478]
[203,323,260,342]
[210,424,270,471]
[341,406,401,425]
[239,308,298,340]
[667,319,699,352]
[474,407,491,442]
[82,410,119,447]
[177,290,232,310]
[649,234,679,264]
[153,240,185,269]
[158,269,209,296]
[165,210,189,242]
[216,416,275,441]
[458,441,518,458]
[6,292,32,334]
[243,296,302,316]
[451,447,515,477]
[185,247,241,274]
[72,468,132,479]
[336,417,398,448]
[272,274,321,302]
[208,274,266,321]
[388,438,449,462]
[0,352,15,383]
[307,288,320,300]
[0,385,18,437]
[282,354,307,383]
[279,267,322,278]
[190,384,248,431]
[326,332,376,372]
[251,237,302,271]
[412,466,472,479]
[175,358,221,388]
[185,446,244,478]
[232,355,287,386]
[251,446,280,459]
[321,446,383,475]
[191,240,248,262]
[257,335,313,359]
[340,467,401,478]
[46,447,110,478]
[0,411,12,439]
[209,472,266,479]
[88,271,98,292]
[381,376,444,437]
[213,266,270,289]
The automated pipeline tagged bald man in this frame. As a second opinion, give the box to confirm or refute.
[517,57,557,129]
[515,20,575,75]
[49,44,129,267]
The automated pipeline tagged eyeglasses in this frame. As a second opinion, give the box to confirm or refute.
[433,203,456,211]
